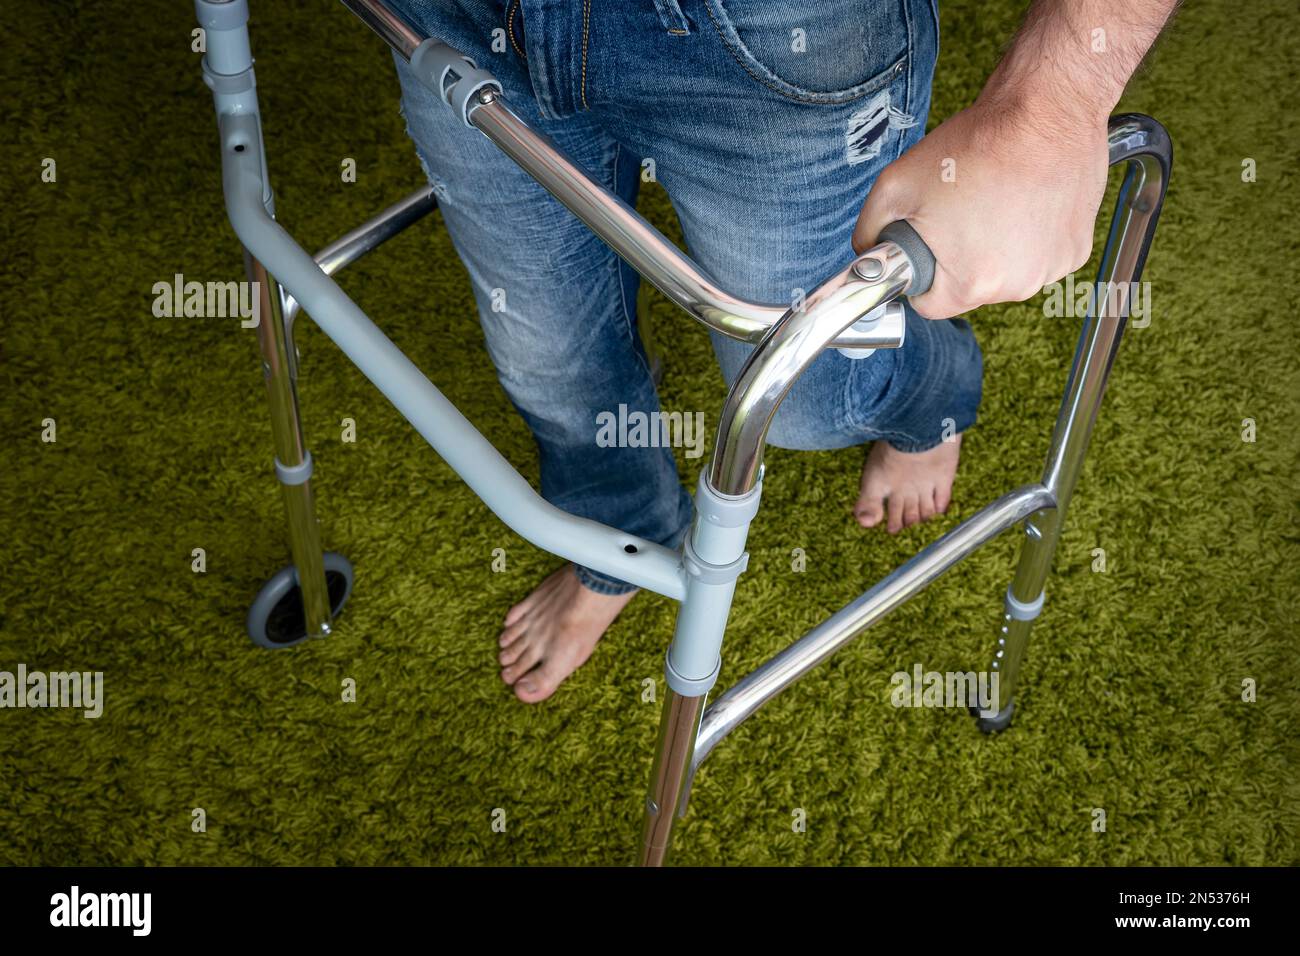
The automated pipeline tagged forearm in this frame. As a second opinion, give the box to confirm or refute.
[978,0,1181,124]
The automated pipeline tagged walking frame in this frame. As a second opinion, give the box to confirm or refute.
[196,0,1171,865]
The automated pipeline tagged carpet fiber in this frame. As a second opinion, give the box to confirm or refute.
[1,0,1296,865]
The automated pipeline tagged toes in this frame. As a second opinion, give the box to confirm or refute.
[855,487,886,528]
[502,596,534,628]
[501,642,543,685]
[502,567,566,626]
[919,486,937,522]
[497,566,632,699]
[498,619,528,649]
[935,481,953,514]
[887,491,907,534]
[901,491,921,530]
[498,631,531,667]
[515,659,567,703]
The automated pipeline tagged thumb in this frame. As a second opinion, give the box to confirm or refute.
[852,167,912,255]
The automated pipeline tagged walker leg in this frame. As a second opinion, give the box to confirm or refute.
[976,136,1169,729]
[978,506,1060,732]
[641,690,707,866]
[977,301,1127,730]
[199,0,335,644]
[639,476,759,864]
[245,251,333,641]
[977,278,1129,730]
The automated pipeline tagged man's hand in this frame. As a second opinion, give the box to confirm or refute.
[854,0,1179,320]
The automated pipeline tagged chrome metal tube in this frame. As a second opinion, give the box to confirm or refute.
[684,483,1057,796]
[988,116,1171,710]
[316,185,437,277]
[641,690,707,866]
[283,185,438,325]
[246,253,333,637]
[471,99,900,351]
[339,0,422,59]
[709,245,913,495]
[338,1,900,352]
[1042,118,1171,507]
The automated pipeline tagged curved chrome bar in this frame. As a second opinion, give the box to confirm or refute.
[707,114,1172,500]
[1105,113,1172,210]
[687,114,1173,794]
[470,97,906,352]
[1043,113,1171,506]
[709,244,914,495]
[985,115,1171,710]
[339,0,901,353]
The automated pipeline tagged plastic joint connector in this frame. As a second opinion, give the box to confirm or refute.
[1004,586,1044,621]
[694,474,762,528]
[665,650,721,698]
[409,39,503,127]
[682,536,750,585]
[202,60,255,95]
[274,451,313,487]
[194,0,249,30]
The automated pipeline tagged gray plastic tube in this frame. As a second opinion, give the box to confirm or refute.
[219,112,686,601]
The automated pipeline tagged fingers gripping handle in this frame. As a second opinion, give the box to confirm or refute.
[878,220,936,296]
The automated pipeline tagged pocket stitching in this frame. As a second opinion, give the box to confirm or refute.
[702,0,908,105]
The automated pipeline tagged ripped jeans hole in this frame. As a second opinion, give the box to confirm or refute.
[846,90,916,166]
[412,148,451,201]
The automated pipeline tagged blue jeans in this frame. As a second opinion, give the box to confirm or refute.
[391,0,982,593]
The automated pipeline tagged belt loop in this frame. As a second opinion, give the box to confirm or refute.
[652,0,691,35]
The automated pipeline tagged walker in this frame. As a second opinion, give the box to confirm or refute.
[195,0,1171,864]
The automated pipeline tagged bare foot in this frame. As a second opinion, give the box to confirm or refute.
[497,565,637,703]
[855,435,962,533]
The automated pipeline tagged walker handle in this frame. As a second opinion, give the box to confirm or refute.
[878,220,936,296]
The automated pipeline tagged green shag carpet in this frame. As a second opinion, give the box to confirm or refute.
[1,0,1297,866]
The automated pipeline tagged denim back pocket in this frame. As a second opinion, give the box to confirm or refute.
[699,0,914,104]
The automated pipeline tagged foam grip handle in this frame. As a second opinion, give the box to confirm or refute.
[878,220,936,296]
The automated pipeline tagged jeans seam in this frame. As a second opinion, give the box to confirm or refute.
[653,0,691,33]
[845,350,893,434]
[842,353,867,432]
[580,0,592,110]
[897,0,915,163]
[611,142,654,382]
[701,1,783,99]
